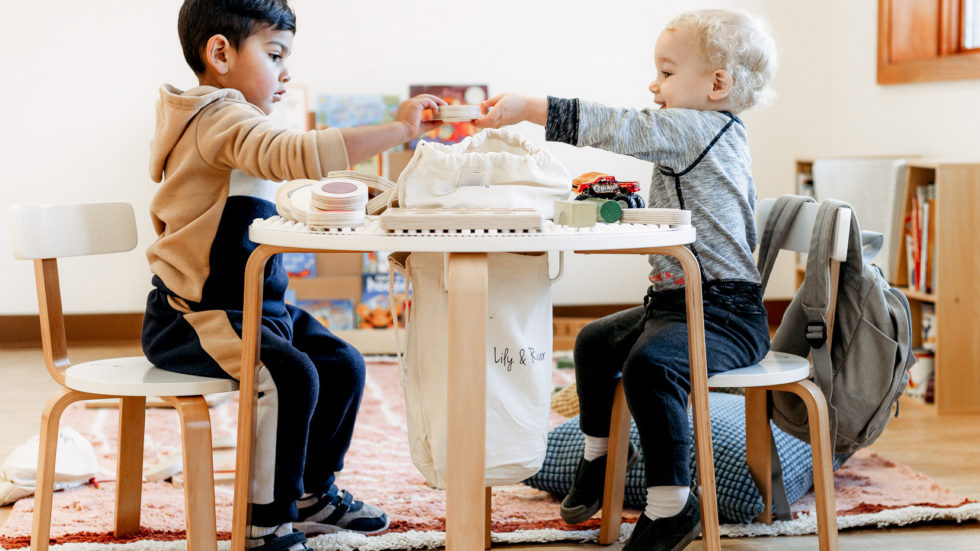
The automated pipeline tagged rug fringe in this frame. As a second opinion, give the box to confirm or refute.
[11,504,980,549]
[719,502,980,538]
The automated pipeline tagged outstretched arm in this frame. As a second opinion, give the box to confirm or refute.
[473,94,547,129]
[340,94,446,164]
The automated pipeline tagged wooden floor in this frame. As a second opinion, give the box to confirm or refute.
[2,343,979,550]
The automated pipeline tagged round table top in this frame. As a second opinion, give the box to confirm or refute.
[249,216,695,253]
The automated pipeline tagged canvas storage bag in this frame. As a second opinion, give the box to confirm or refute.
[389,251,554,488]
[396,128,571,218]
[756,195,914,456]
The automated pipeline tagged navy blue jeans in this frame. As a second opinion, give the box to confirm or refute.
[143,290,365,526]
[573,282,770,487]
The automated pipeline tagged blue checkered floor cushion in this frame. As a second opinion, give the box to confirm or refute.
[524,392,819,524]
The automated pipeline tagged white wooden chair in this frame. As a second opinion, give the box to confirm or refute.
[598,197,845,551]
[10,202,238,551]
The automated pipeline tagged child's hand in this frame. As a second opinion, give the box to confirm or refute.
[473,94,547,129]
[396,94,447,139]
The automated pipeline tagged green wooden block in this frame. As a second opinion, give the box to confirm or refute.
[583,198,623,223]
[554,200,597,227]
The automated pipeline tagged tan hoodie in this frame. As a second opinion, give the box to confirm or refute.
[147,84,349,304]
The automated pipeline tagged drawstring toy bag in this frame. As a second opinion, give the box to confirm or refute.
[395,128,572,218]
[390,251,557,488]
[385,128,571,487]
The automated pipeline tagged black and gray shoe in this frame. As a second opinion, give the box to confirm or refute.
[559,442,638,525]
[295,484,389,535]
[623,492,701,551]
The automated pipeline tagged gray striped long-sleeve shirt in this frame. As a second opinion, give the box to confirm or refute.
[546,97,760,293]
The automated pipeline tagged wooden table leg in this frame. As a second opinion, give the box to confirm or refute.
[231,245,280,551]
[663,245,719,551]
[446,252,488,551]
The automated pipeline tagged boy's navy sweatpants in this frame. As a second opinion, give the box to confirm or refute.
[142,289,365,527]
[573,282,769,488]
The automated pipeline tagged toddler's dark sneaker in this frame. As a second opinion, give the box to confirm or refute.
[623,492,701,551]
[559,442,638,525]
[295,484,389,535]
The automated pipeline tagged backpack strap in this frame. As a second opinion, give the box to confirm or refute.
[765,387,792,521]
[756,195,816,519]
[799,199,861,454]
[756,195,815,294]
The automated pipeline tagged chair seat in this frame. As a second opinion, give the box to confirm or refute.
[65,356,238,397]
[707,351,810,388]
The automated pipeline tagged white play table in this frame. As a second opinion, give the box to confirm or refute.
[230,217,722,551]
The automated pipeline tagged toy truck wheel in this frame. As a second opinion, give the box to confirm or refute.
[628,194,645,208]
[574,192,590,201]
[612,194,631,208]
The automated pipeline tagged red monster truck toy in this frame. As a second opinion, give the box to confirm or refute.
[572,172,645,208]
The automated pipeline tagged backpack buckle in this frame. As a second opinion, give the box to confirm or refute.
[806,321,827,348]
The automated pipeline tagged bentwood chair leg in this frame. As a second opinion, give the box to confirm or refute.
[172,395,219,551]
[485,487,492,549]
[115,396,146,536]
[791,380,839,551]
[31,388,84,551]
[599,380,631,544]
[744,388,773,523]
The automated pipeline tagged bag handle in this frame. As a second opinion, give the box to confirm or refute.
[387,252,412,378]
[756,195,815,294]
[550,251,565,284]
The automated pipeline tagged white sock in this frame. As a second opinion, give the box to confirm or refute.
[583,435,609,461]
[246,522,305,551]
[644,486,690,520]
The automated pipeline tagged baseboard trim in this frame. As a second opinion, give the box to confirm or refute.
[0,313,144,348]
[0,299,790,348]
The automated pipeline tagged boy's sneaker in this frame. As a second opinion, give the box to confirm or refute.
[295,484,390,535]
[559,442,639,525]
[623,492,701,551]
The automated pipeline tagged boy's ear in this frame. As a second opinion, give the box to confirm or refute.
[709,69,734,101]
[204,34,233,75]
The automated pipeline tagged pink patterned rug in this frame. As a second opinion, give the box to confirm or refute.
[2,360,977,549]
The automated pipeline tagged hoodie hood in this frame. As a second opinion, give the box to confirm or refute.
[149,84,252,183]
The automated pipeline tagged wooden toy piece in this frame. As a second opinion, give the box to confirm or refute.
[554,200,597,227]
[366,188,396,215]
[435,104,482,122]
[326,170,395,197]
[620,208,692,226]
[583,198,623,223]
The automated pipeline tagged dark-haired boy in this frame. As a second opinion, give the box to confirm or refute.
[141,1,443,549]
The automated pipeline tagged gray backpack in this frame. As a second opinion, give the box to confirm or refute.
[756,195,915,456]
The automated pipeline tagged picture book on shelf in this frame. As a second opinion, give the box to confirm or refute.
[362,251,391,274]
[921,302,936,350]
[315,94,403,175]
[409,84,487,149]
[282,252,316,278]
[904,182,936,293]
[357,272,410,329]
[315,94,400,129]
[297,298,355,331]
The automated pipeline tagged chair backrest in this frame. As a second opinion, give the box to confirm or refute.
[755,197,850,261]
[9,202,139,385]
[10,202,138,260]
[755,196,851,349]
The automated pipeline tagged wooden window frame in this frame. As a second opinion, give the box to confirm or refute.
[878,0,980,84]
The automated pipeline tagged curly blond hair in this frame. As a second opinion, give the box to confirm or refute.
[666,9,778,112]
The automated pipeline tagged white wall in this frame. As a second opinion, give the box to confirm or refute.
[748,0,980,297]
[3,0,978,314]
